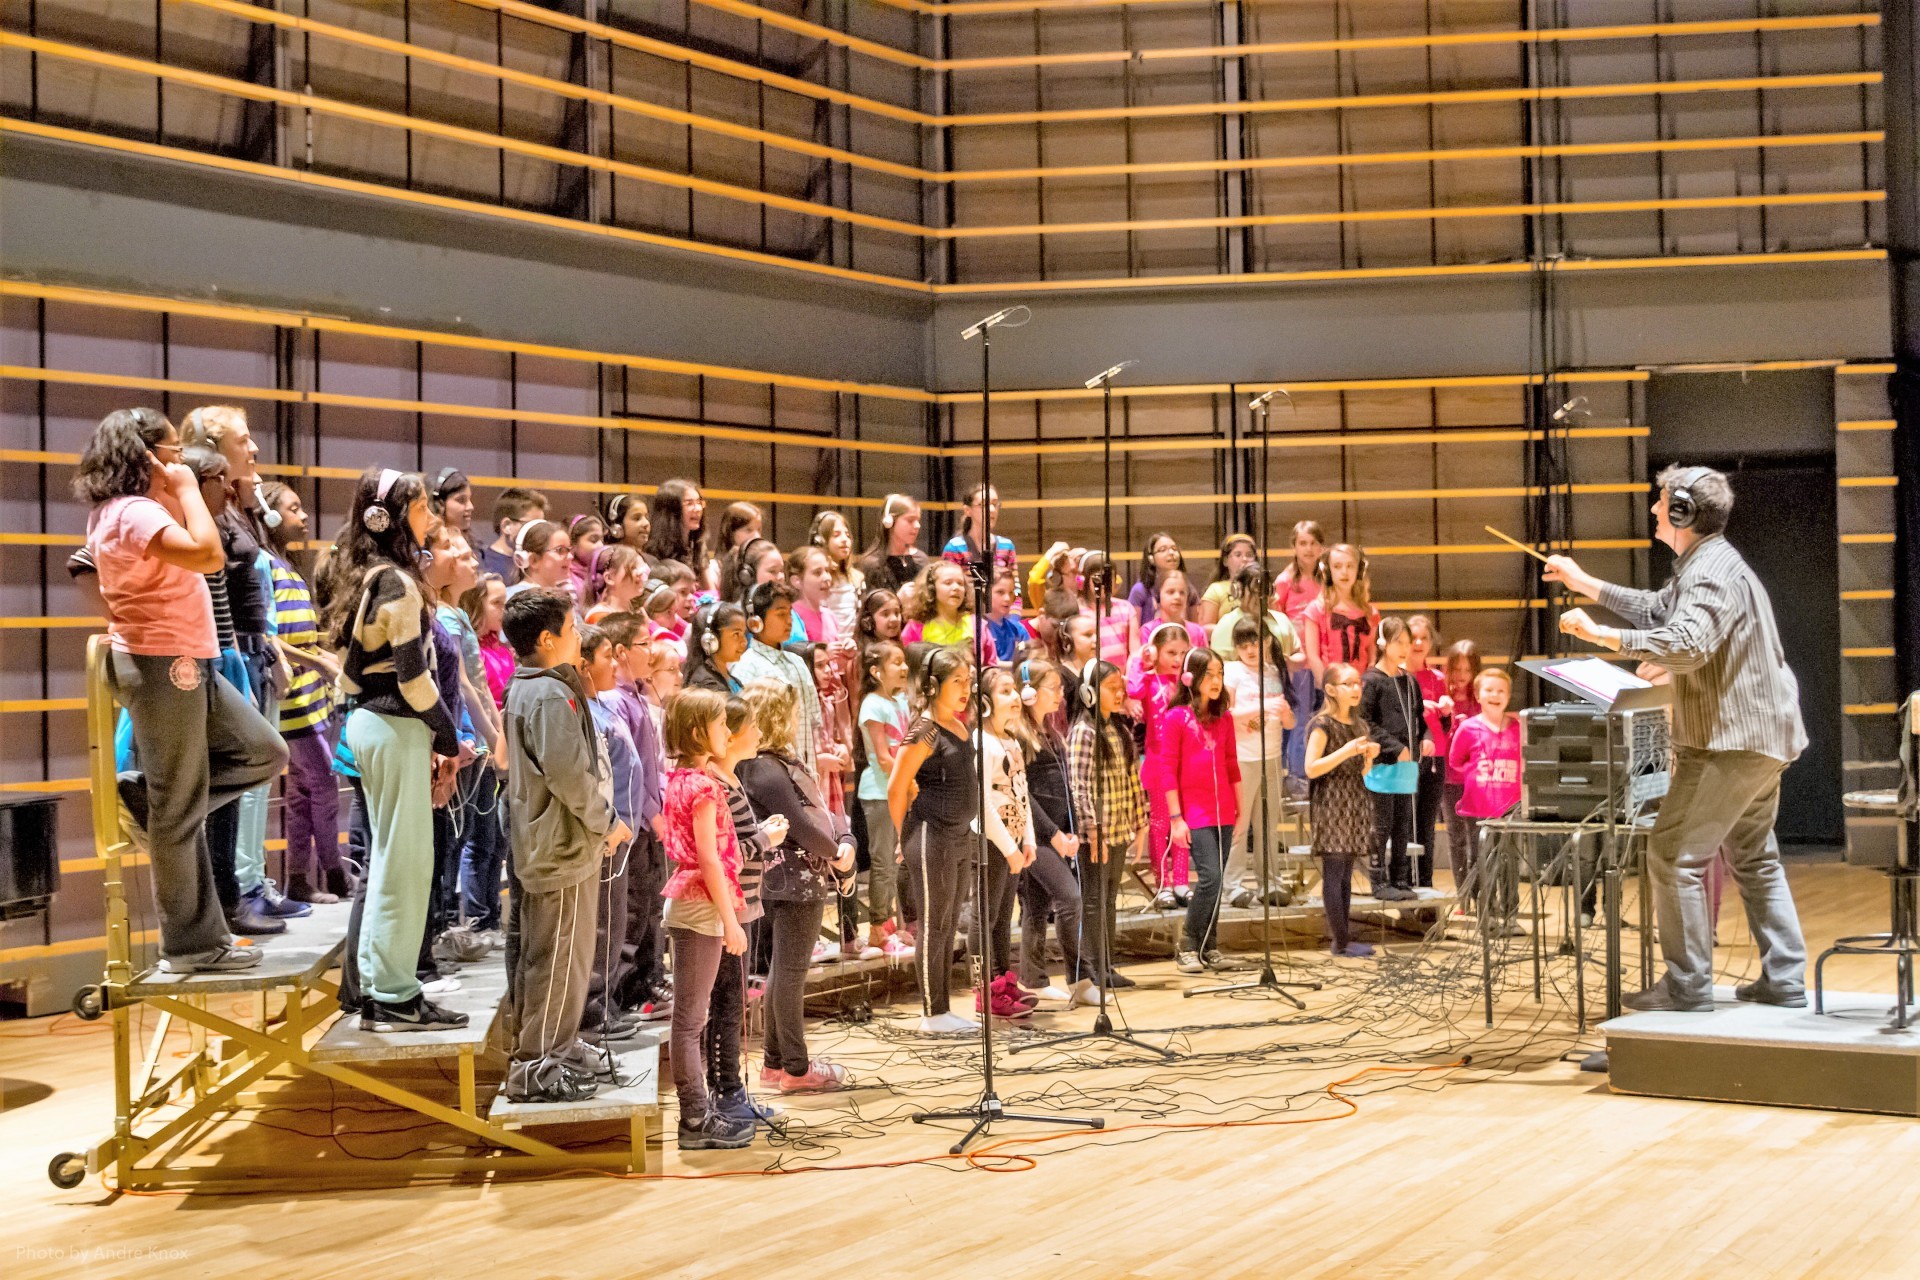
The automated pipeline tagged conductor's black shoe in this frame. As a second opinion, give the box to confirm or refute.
[1622,982,1713,1014]
[1734,978,1808,1008]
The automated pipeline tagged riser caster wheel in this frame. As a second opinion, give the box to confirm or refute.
[72,985,105,1021]
[48,1152,87,1189]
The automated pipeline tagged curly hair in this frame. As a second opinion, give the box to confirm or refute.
[906,559,970,624]
[324,466,429,648]
[73,407,173,504]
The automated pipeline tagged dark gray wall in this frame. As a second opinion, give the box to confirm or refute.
[0,135,933,391]
[929,265,1891,394]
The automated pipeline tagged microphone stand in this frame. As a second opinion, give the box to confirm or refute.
[1188,390,1321,1008]
[1010,361,1177,1061]
[912,307,1104,1152]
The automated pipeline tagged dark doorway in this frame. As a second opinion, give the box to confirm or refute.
[1646,371,1844,845]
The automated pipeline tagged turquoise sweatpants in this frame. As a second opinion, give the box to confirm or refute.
[346,708,434,1005]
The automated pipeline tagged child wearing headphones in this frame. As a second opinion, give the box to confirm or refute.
[1223,614,1296,909]
[856,493,928,600]
[788,543,840,648]
[1131,621,1194,910]
[647,558,697,650]
[595,613,672,1019]
[854,588,905,648]
[1447,667,1523,933]
[586,543,644,623]
[1076,550,1139,666]
[979,667,1040,1020]
[602,492,650,555]
[505,518,573,600]
[1302,542,1378,680]
[1359,617,1427,903]
[901,559,993,661]
[685,601,749,695]
[575,624,643,1044]
[887,647,979,1034]
[1013,658,1088,1004]
[1161,647,1241,974]
[1067,659,1147,997]
[856,640,913,958]
[983,566,1029,666]
[731,580,826,777]
[566,514,606,604]
[479,487,547,585]
[809,510,865,637]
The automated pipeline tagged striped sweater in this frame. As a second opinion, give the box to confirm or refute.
[339,564,459,756]
[271,556,330,736]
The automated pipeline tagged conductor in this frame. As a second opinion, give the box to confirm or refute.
[1544,465,1808,1013]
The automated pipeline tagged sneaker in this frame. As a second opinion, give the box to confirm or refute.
[1104,970,1138,990]
[1577,912,1595,929]
[1031,984,1072,1002]
[678,1110,755,1150]
[1263,886,1294,907]
[636,996,673,1023]
[588,1011,643,1041]
[713,1085,782,1124]
[1175,950,1206,974]
[918,1012,979,1035]
[881,935,916,960]
[226,904,287,936]
[158,944,261,974]
[1227,888,1254,909]
[1202,948,1238,970]
[1734,978,1808,1008]
[839,938,865,959]
[758,1064,786,1090]
[1067,979,1104,1008]
[810,939,837,966]
[420,976,462,995]
[1622,982,1713,1013]
[1331,941,1375,958]
[435,927,491,964]
[1172,885,1193,907]
[508,1068,598,1104]
[975,985,1032,1020]
[1152,888,1177,912]
[993,972,1038,1009]
[775,1061,850,1094]
[244,880,311,919]
[1376,885,1417,903]
[361,994,471,1033]
[286,875,341,905]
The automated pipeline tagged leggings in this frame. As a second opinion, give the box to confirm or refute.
[1075,834,1128,983]
[906,817,972,1016]
[1414,760,1444,888]
[1284,665,1317,780]
[668,927,725,1119]
[282,728,342,885]
[704,944,746,1094]
[1147,789,1191,891]
[1017,847,1084,989]
[982,852,1015,981]
[762,898,827,1075]
[1182,824,1230,955]
[861,798,901,932]
[1321,854,1356,951]
[1370,790,1415,891]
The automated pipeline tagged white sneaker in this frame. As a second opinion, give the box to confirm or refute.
[918,1012,979,1035]
[1032,984,1072,1002]
[421,976,462,995]
[810,939,836,965]
[1068,980,1105,1008]
[1412,886,1444,900]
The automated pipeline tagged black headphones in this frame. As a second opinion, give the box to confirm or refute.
[1666,466,1713,530]
[432,466,463,499]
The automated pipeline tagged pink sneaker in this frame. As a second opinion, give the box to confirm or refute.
[975,984,1032,1020]
[776,1061,849,1094]
[882,935,916,959]
[759,1064,786,1089]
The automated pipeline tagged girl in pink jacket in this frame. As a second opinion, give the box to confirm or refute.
[1160,647,1240,976]
[1130,622,1193,908]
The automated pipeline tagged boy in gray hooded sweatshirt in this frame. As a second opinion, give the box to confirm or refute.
[501,589,630,1102]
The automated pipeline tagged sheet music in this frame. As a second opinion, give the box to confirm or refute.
[1543,657,1649,707]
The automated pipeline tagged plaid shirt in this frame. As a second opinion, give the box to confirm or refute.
[1068,716,1146,847]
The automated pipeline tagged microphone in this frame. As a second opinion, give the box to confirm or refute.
[1551,396,1589,423]
[1084,360,1138,389]
[960,305,1032,340]
[1248,387,1292,412]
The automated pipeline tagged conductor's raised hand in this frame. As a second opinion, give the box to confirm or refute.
[1542,554,1602,601]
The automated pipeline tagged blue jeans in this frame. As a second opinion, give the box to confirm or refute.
[458,765,507,930]
[1182,825,1230,954]
[1284,666,1317,780]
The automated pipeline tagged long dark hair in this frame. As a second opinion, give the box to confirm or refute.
[855,588,902,646]
[912,644,972,718]
[684,600,746,686]
[859,493,918,562]
[73,407,173,504]
[1137,531,1185,599]
[722,536,781,606]
[1168,646,1227,722]
[645,478,708,578]
[325,466,429,648]
[1068,658,1131,767]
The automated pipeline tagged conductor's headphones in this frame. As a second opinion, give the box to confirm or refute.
[362,468,402,535]
[1666,466,1713,531]
[513,518,551,569]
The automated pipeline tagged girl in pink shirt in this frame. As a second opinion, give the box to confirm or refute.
[1300,542,1379,679]
[1446,668,1521,922]
[1273,519,1325,625]
[1130,622,1192,908]
[1160,647,1240,975]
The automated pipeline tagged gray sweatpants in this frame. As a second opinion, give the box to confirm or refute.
[506,876,600,1099]
[1648,746,1807,1002]
[109,650,288,959]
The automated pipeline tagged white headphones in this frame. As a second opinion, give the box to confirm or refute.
[363,468,401,534]
[513,517,550,569]
[881,494,909,530]
[1018,659,1038,705]
[1078,656,1101,710]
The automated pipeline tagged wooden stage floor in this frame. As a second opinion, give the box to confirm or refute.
[5,860,1920,1279]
